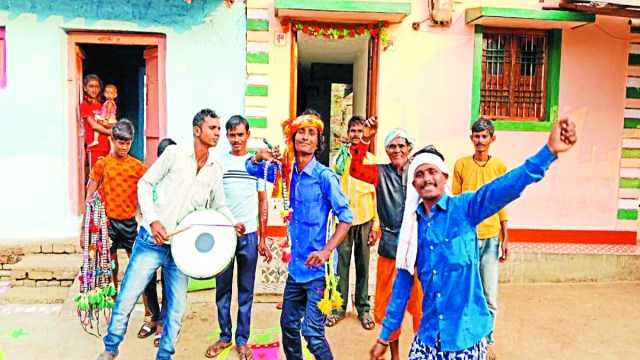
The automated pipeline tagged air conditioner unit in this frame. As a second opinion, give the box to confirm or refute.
[431,0,453,25]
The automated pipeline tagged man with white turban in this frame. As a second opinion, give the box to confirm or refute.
[348,118,423,360]
[370,117,578,360]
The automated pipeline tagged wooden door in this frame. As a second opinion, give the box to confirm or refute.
[366,35,380,152]
[75,45,86,212]
[144,46,160,166]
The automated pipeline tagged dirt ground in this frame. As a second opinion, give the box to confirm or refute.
[0,282,639,359]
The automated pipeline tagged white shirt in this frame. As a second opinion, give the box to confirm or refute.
[220,152,266,234]
[138,143,236,234]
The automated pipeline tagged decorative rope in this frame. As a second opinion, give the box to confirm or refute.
[75,193,116,337]
[318,212,342,315]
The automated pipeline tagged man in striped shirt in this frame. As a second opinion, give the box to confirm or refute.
[328,115,380,330]
[205,115,271,360]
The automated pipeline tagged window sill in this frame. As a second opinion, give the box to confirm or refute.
[493,120,552,132]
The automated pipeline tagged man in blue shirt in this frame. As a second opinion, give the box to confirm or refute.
[369,117,577,360]
[246,111,353,360]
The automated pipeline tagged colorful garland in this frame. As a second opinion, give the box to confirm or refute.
[281,20,390,46]
[317,213,343,316]
[75,193,116,337]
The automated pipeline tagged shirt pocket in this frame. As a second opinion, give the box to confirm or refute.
[190,174,214,209]
[438,234,473,269]
[298,186,323,226]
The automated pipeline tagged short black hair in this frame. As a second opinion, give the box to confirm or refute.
[157,138,176,157]
[226,115,249,132]
[112,119,134,141]
[347,115,366,131]
[471,118,495,136]
[193,108,218,128]
[411,144,445,162]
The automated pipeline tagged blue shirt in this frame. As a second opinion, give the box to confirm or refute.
[380,145,558,351]
[246,157,353,283]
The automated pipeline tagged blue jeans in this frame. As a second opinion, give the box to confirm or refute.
[478,236,499,345]
[280,276,333,360]
[103,227,189,360]
[215,231,258,346]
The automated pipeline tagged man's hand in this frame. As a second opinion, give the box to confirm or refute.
[499,239,509,263]
[548,116,577,154]
[361,117,378,143]
[369,341,388,360]
[150,220,168,245]
[258,239,273,263]
[305,249,331,269]
[367,229,379,246]
[235,223,246,238]
[254,145,281,163]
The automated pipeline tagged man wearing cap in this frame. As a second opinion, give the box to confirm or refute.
[246,111,353,360]
[348,118,423,360]
[369,117,578,360]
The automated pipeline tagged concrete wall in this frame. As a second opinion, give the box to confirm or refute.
[253,0,634,236]
[0,0,246,240]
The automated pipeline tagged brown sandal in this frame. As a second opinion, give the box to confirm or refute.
[204,340,232,358]
[137,322,157,338]
[359,313,375,330]
[238,348,254,360]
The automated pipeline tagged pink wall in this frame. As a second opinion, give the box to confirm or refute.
[376,5,629,231]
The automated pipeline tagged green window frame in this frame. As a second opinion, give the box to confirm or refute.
[471,25,562,131]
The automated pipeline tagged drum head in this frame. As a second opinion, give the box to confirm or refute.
[171,210,237,279]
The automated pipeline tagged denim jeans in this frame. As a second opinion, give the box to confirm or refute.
[478,236,499,344]
[103,227,189,360]
[280,276,333,360]
[215,231,258,346]
[144,270,167,324]
[335,220,372,317]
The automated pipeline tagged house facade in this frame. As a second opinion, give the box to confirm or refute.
[246,0,640,245]
[0,0,247,242]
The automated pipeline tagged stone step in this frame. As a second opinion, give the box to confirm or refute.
[10,254,81,287]
[0,286,71,304]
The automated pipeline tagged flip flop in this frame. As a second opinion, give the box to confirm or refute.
[326,314,345,327]
[137,323,157,338]
[238,349,254,360]
[205,340,232,358]
[359,313,375,330]
[153,333,162,347]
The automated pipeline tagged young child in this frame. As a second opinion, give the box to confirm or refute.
[452,118,508,360]
[89,84,118,148]
[82,119,147,295]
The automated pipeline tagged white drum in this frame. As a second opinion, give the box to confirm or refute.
[171,209,237,279]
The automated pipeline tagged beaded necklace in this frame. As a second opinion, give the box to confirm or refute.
[472,154,491,168]
[75,193,116,337]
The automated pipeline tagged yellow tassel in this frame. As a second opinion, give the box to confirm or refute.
[317,289,332,315]
[332,292,344,310]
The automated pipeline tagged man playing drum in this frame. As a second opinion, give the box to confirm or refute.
[246,110,353,360]
[205,115,272,359]
[97,109,245,360]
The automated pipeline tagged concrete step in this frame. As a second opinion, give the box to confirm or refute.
[10,254,81,287]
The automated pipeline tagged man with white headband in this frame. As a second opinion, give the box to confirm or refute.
[348,118,423,360]
[370,117,578,360]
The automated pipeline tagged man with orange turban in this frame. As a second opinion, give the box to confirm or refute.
[246,110,353,360]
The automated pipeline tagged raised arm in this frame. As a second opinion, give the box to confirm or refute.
[464,117,577,226]
[349,141,379,186]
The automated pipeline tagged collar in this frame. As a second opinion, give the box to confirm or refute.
[186,144,217,165]
[415,192,449,219]
[296,156,318,175]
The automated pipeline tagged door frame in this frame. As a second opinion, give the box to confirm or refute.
[67,31,167,215]
[288,29,381,153]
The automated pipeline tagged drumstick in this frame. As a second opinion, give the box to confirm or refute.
[188,223,237,227]
[166,225,193,238]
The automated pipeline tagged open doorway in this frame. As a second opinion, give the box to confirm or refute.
[67,32,166,215]
[295,33,377,166]
[81,44,147,162]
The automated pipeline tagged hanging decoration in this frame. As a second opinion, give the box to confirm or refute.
[75,193,116,337]
[280,20,390,46]
[317,213,343,316]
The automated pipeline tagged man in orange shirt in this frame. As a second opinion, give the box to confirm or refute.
[81,119,147,290]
